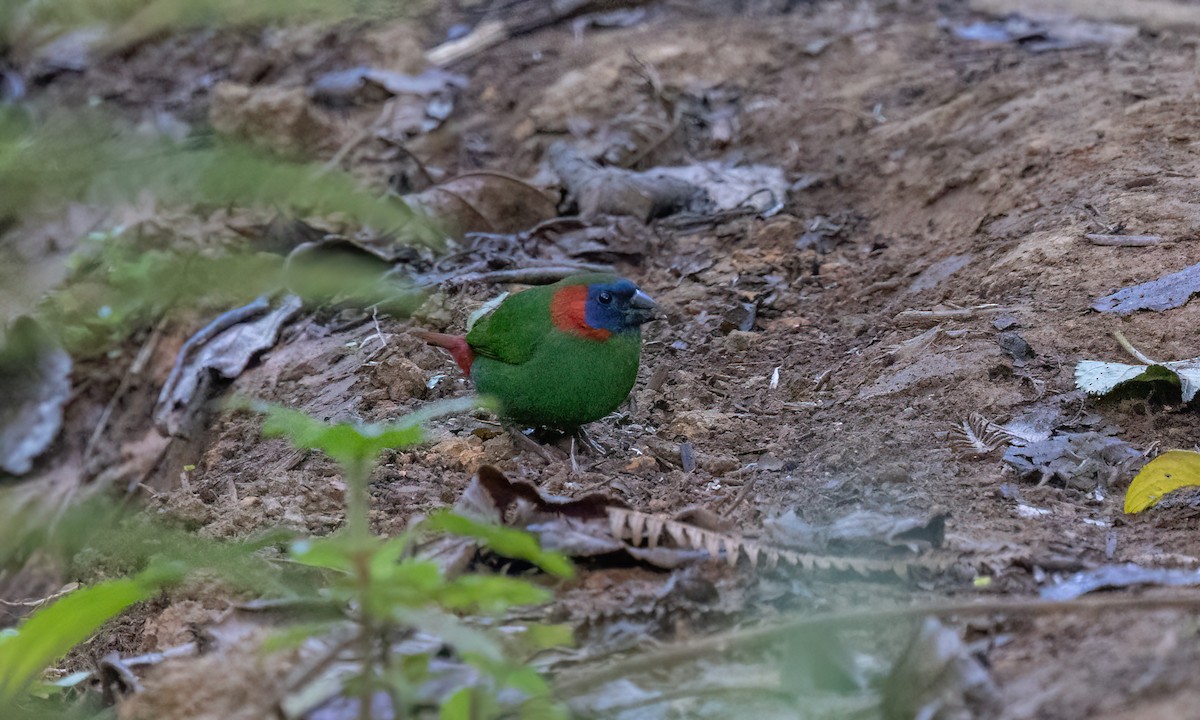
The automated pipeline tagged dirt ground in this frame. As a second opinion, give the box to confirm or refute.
[10,0,1200,717]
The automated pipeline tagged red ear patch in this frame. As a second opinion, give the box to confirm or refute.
[551,285,611,341]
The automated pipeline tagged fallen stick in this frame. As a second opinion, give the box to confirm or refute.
[554,592,1200,696]
[1085,233,1164,247]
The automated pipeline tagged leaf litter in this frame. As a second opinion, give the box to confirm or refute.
[14,0,1200,717]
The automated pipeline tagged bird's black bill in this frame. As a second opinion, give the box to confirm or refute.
[625,289,657,325]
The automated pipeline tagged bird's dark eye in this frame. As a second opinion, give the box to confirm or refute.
[598,291,612,304]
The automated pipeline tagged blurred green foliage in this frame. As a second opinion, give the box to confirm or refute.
[0,0,402,50]
[0,562,183,711]
[0,1,567,717]
[251,398,571,719]
[0,109,437,242]
[1,399,572,718]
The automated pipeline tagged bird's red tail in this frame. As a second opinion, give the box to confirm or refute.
[412,330,475,374]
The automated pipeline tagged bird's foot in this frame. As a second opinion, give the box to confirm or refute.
[569,427,608,474]
[506,425,560,464]
[573,426,607,456]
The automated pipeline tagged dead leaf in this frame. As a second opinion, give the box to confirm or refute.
[1002,431,1141,490]
[1041,563,1200,601]
[0,318,72,476]
[1092,261,1200,314]
[950,413,1012,458]
[405,173,558,240]
[310,67,467,107]
[154,296,303,436]
[548,142,711,221]
[430,467,953,576]
[882,618,1000,720]
[765,508,947,555]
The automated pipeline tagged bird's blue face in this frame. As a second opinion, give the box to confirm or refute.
[584,279,657,334]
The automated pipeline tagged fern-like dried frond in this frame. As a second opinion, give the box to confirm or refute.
[950,412,1013,458]
[606,507,954,578]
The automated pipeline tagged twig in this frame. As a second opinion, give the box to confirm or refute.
[507,426,559,465]
[99,652,145,700]
[554,592,1200,696]
[426,20,508,66]
[51,642,197,688]
[574,682,798,716]
[449,266,615,287]
[321,103,391,174]
[368,307,389,354]
[84,318,166,462]
[722,474,759,518]
[1112,330,1159,365]
[1085,233,1164,247]
[378,140,436,188]
[282,629,361,695]
[621,120,679,169]
[894,305,1005,327]
[0,582,80,608]
[1081,202,1122,234]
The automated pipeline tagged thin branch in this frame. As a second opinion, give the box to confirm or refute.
[1085,233,1164,247]
[554,592,1200,697]
[84,317,166,461]
[448,265,615,287]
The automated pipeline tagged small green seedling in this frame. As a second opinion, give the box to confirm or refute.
[246,397,572,719]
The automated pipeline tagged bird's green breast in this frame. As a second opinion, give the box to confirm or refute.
[471,329,641,430]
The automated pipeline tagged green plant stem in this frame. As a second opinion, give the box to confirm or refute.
[344,454,375,720]
[345,456,371,543]
[358,613,374,720]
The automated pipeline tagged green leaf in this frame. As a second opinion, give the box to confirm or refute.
[436,575,552,613]
[425,512,574,579]
[289,536,360,573]
[0,110,438,245]
[503,666,552,696]
[519,696,570,720]
[439,687,473,720]
[395,609,504,663]
[366,560,444,613]
[249,396,480,465]
[1075,359,1200,402]
[0,563,181,705]
[261,622,341,653]
[514,623,575,653]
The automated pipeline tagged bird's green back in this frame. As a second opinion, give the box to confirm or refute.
[466,274,618,365]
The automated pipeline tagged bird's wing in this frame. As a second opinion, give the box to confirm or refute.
[465,286,553,365]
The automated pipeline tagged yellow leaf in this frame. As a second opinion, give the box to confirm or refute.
[1124,450,1200,513]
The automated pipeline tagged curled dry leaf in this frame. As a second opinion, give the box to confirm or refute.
[1002,431,1141,490]
[548,142,710,221]
[0,318,72,476]
[154,296,303,437]
[405,173,558,240]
